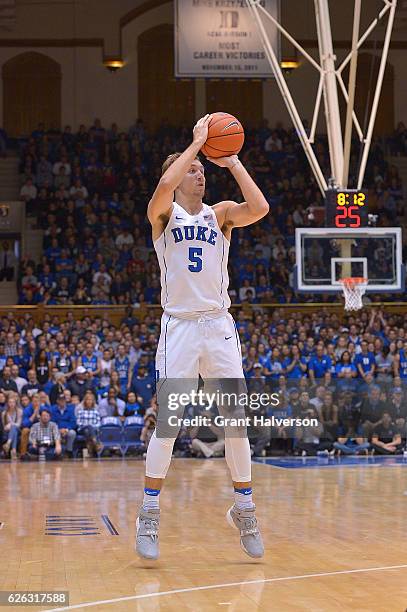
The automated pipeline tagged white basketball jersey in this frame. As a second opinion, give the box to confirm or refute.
[154,202,230,317]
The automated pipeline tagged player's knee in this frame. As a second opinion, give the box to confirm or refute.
[155,435,177,449]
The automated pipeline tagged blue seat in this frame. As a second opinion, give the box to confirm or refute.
[122,416,144,456]
[98,417,123,457]
[124,416,144,427]
[102,416,122,426]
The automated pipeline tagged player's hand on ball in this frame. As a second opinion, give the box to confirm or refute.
[206,154,240,169]
[193,114,211,147]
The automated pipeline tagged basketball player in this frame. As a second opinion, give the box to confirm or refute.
[136,114,269,560]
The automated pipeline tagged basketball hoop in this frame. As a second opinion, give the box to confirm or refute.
[340,277,368,311]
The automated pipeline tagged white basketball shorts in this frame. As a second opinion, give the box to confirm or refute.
[155,312,244,380]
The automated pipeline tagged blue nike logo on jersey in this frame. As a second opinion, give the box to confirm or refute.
[225,336,232,340]
[175,216,185,220]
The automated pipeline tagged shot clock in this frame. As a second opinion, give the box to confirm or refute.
[325,189,368,228]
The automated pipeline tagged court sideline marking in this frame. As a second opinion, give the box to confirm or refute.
[43,563,407,611]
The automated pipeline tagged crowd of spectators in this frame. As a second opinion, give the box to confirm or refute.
[236,305,407,457]
[15,118,406,306]
[1,306,407,460]
[0,117,405,461]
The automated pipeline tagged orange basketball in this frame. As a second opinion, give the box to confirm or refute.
[201,112,245,158]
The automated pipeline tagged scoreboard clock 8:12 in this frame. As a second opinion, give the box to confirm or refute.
[325,189,368,228]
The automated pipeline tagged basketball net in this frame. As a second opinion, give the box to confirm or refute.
[340,277,367,311]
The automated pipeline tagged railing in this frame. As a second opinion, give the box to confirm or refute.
[1,302,407,325]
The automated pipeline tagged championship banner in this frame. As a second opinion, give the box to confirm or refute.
[175,0,279,78]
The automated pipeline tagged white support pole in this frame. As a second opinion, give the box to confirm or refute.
[357,0,397,189]
[342,0,361,188]
[310,73,324,144]
[255,2,323,73]
[337,2,391,74]
[246,0,397,198]
[247,1,328,194]
[336,72,364,142]
[314,0,344,187]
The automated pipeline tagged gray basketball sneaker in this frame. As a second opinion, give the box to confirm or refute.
[226,504,264,558]
[135,507,160,560]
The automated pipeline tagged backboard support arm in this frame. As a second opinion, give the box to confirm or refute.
[247,0,328,194]
[246,0,398,193]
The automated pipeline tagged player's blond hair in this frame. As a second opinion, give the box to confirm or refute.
[161,152,201,176]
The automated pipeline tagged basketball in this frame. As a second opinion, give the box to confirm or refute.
[201,112,245,158]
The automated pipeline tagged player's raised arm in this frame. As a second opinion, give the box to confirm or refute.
[147,114,211,228]
[210,155,269,229]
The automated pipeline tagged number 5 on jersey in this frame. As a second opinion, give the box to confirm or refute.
[188,247,203,272]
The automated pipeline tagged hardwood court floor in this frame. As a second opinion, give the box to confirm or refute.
[1,458,407,612]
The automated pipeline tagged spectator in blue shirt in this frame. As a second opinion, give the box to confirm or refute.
[354,341,376,380]
[20,394,44,456]
[44,238,61,261]
[395,340,407,380]
[51,394,77,457]
[130,365,154,410]
[55,249,74,275]
[268,347,284,381]
[302,337,316,363]
[15,347,32,379]
[40,258,56,285]
[308,345,333,385]
[257,343,271,369]
[0,344,7,371]
[125,391,144,416]
[335,351,358,391]
[283,345,307,380]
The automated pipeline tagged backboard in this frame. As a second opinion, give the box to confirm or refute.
[294,227,404,293]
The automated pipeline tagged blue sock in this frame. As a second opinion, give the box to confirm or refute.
[234,486,254,510]
[143,487,160,510]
